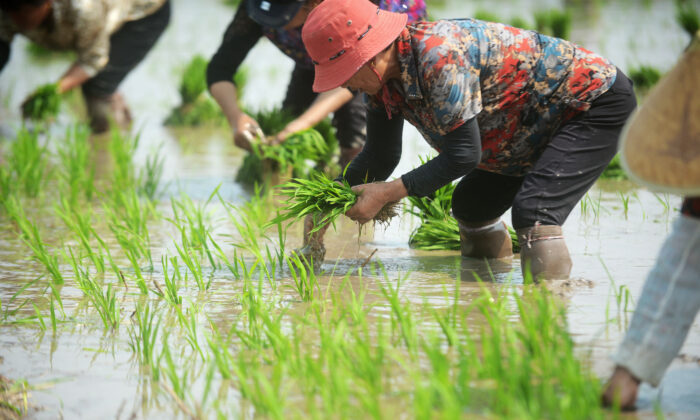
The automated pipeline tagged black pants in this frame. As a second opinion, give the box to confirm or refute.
[452,69,638,229]
[281,64,366,150]
[82,1,171,98]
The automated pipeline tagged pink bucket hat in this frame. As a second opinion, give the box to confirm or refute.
[301,0,408,92]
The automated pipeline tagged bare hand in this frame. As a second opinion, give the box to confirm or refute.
[233,113,263,152]
[345,183,391,225]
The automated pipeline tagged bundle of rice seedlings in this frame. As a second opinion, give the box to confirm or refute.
[409,217,520,253]
[236,108,338,186]
[629,65,662,95]
[165,56,248,126]
[22,83,61,121]
[271,173,399,233]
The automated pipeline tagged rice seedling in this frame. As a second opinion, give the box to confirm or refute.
[284,251,320,301]
[128,302,162,379]
[0,375,31,418]
[405,181,520,252]
[153,256,183,306]
[629,65,662,94]
[108,129,139,190]
[6,127,49,198]
[474,10,501,23]
[165,55,248,126]
[138,148,165,202]
[676,0,700,37]
[169,190,218,269]
[271,173,399,234]
[69,251,120,330]
[5,196,63,285]
[56,125,95,204]
[600,154,627,180]
[21,83,61,121]
[534,9,572,39]
[55,199,105,272]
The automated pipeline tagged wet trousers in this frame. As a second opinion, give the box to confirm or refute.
[612,207,700,386]
[82,0,171,98]
[451,69,637,229]
[281,64,366,150]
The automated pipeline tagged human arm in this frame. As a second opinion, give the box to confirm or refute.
[275,87,354,142]
[206,4,264,150]
[345,118,482,223]
[0,39,9,74]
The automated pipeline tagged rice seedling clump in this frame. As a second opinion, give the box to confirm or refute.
[272,173,399,233]
[22,83,61,121]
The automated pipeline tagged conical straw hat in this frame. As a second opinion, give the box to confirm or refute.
[620,31,700,195]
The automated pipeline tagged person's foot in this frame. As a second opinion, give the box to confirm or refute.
[84,92,132,134]
[602,366,641,410]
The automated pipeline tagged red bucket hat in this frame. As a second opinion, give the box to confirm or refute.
[301,0,408,92]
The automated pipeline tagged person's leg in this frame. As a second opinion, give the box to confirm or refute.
[603,203,700,409]
[451,170,523,259]
[513,69,637,280]
[332,92,367,169]
[82,0,171,132]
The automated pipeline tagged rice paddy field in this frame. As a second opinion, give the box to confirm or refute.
[1,0,699,418]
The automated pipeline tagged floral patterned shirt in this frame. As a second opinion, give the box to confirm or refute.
[368,19,617,176]
[263,0,427,68]
[0,0,166,77]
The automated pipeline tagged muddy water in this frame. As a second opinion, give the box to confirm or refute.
[1,0,699,418]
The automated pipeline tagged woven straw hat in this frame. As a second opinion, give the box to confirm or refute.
[620,31,700,195]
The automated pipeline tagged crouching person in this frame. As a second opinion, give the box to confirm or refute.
[0,0,171,133]
[300,0,636,280]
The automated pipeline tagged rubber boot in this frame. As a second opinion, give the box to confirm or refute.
[84,92,132,134]
[517,224,572,281]
[457,218,513,259]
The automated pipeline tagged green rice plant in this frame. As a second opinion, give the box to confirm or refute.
[159,335,192,408]
[176,307,204,361]
[56,124,95,203]
[69,250,120,330]
[271,173,399,234]
[22,83,61,121]
[55,199,105,272]
[128,302,162,379]
[600,153,628,180]
[377,268,418,351]
[153,256,183,306]
[534,9,572,39]
[104,189,154,266]
[676,0,700,38]
[0,375,31,417]
[284,251,320,301]
[474,10,502,23]
[629,65,663,96]
[164,96,225,126]
[7,127,49,198]
[179,56,209,105]
[138,148,165,202]
[619,192,631,218]
[25,42,74,61]
[108,129,139,190]
[510,16,533,30]
[168,189,218,269]
[0,278,39,324]
[262,128,329,175]
[5,196,63,285]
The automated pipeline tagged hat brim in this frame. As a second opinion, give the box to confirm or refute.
[247,0,304,28]
[619,34,700,195]
[312,11,408,93]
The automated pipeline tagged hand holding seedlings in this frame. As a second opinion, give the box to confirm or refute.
[345,179,408,225]
[21,83,61,121]
[234,114,263,151]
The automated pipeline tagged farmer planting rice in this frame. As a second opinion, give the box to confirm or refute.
[0,0,171,133]
[206,0,426,169]
[300,0,637,280]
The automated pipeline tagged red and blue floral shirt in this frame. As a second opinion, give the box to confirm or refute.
[368,19,617,176]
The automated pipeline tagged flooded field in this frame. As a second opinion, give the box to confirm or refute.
[1,0,699,418]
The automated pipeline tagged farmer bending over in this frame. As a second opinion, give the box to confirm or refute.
[0,0,171,133]
[206,0,425,168]
[301,0,636,280]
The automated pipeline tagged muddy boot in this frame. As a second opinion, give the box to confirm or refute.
[517,224,572,281]
[457,218,513,259]
[84,92,132,134]
[339,146,363,170]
